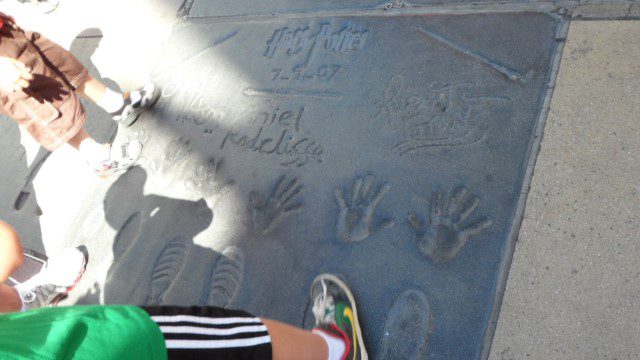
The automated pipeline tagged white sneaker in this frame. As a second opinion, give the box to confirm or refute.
[15,247,87,310]
[94,140,143,177]
[113,83,160,127]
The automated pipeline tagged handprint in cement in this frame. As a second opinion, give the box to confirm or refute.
[250,176,303,235]
[185,157,232,197]
[409,186,492,262]
[334,176,394,242]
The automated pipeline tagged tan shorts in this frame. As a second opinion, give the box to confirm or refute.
[0,25,88,151]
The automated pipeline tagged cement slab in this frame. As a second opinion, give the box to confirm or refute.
[92,12,559,359]
[490,21,640,359]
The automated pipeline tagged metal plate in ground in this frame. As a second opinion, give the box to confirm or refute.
[100,12,559,359]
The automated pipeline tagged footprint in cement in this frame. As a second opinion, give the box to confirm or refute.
[206,246,243,308]
[379,289,432,360]
[146,237,189,305]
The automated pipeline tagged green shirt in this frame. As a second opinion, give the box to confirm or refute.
[0,305,167,360]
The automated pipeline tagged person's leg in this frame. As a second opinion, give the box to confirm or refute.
[66,127,109,169]
[14,247,87,311]
[0,285,22,313]
[29,30,157,127]
[262,319,328,360]
[0,221,24,282]
[310,274,367,360]
[76,75,158,127]
[66,127,142,177]
[76,75,107,103]
[0,220,24,313]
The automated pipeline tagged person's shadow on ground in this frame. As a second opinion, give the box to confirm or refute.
[0,117,46,253]
[70,28,120,145]
[98,166,244,307]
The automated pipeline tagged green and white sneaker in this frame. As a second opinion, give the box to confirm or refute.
[311,274,368,360]
[14,247,87,310]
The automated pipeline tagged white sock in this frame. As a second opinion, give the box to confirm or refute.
[78,138,109,167]
[96,87,125,115]
[313,328,346,360]
[14,280,35,312]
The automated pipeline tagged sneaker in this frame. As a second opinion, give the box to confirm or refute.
[113,83,160,127]
[311,274,368,360]
[15,247,87,310]
[18,0,59,14]
[94,140,143,177]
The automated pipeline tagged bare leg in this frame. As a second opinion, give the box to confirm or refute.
[0,285,21,313]
[262,319,328,360]
[76,75,106,104]
[66,127,93,150]
[0,221,24,313]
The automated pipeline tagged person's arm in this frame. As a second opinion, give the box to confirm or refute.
[0,221,24,283]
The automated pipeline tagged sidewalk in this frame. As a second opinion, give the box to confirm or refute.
[490,21,640,359]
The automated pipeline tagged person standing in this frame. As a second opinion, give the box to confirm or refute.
[0,12,158,176]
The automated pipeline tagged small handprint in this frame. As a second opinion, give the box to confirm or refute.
[185,157,232,196]
[166,137,192,162]
[334,176,394,242]
[146,137,192,188]
[408,186,493,262]
[250,176,303,235]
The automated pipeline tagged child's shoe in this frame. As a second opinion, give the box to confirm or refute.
[112,83,159,127]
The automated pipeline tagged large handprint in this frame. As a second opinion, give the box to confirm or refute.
[334,176,394,242]
[408,186,492,262]
[250,176,303,235]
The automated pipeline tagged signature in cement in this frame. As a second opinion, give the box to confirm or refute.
[220,105,324,168]
[162,78,224,131]
[265,22,368,64]
[250,176,303,235]
[408,186,492,262]
[334,176,394,242]
[373,75,510,155]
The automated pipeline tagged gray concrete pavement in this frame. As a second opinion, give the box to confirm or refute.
[490,21,640,360]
